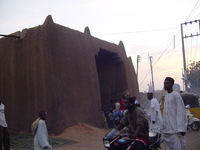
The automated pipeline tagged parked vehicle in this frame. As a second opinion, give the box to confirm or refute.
[186,105,200,131]
[181,93,200,119]
[103,128,161,150]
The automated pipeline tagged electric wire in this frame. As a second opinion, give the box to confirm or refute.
[193,11,200,19]
[141,1,200,91]
[143,28,181,60]
[194,35,199,62]
[190,37,193,63]
[181,21,199,67]
[94,27,178,36]
[138,22,199,90]
[152,39,174,67]
[137,27,181,89]
[183,22,199,66]
[138,19,199,90]
[96,1,200,91]
[185,0,200,21]
[185,38,189,66]
[148,37,173,57]
[138,39,174,87]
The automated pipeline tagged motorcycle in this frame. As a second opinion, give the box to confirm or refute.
[103,128,161,150]
[186,105,200,131]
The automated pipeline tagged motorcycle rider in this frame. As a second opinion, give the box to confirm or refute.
[116,97,149,150]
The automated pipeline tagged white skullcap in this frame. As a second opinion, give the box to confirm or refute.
[148,85,154,93]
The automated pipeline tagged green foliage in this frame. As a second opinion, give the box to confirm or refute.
[187,61,200,88]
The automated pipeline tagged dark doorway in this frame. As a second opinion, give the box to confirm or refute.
[95,49,127,110]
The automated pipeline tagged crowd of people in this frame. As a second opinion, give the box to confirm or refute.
[0,76,187,150]
[103,94,140,128]
[104,76,187,150]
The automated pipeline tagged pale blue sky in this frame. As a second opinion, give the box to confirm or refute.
[0,0,200,92]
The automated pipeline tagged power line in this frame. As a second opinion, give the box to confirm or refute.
[94,27,178,36]
[138,1,200,91]
[185,38,189,65]
[138,39,174,88]
[190,37,193,63]
[193,11,200,20]
[186,0,200,21]
[138,26,196,90]
[138,26,187,90]
[194,35,199,62]
[152,40,174,67]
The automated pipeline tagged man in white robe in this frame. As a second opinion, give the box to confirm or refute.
[162,77,187,150]
[0,97,10,150]
[147,92,162,133]
[34,111,52,150]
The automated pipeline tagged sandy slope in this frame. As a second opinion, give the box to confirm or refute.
[54,123,109,150]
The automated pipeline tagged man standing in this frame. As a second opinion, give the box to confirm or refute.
[162,77,187,150]
[34,111,52,150]
[116,97,149,150]
[147,92,162,133]
[0,96,10,150]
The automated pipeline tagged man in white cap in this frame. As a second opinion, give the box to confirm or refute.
[147,91,162,134]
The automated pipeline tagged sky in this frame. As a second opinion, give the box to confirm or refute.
[0,0,200,92]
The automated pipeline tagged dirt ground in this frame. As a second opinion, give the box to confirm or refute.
[54,123,108,150]
[54,123,200,150]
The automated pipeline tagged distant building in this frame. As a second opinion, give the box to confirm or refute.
[0,15,139,135]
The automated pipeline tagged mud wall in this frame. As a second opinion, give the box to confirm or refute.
[0,15,139,135]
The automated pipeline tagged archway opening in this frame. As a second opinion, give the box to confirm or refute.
[95,49,127,110]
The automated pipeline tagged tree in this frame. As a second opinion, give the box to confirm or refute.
[187,61,200,89]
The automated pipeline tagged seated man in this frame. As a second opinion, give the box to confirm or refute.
[116,97,149,150]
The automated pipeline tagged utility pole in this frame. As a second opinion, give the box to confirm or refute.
[180,23,188,92]
[137,55,140,80]
[149,56,155,93]
[180,20,200,92]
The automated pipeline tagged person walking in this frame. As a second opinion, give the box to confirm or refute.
[147,92,162,133]
[0,96,10,150]
[162,77,187,150]
[34,111,52,150]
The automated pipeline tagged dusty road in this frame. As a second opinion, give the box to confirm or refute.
[54,123,200,150]
[185,128,200,150]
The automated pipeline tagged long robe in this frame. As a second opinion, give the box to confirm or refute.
[162,91,187,150]
[149,98,162,133]
[0,103,8,127]
[34,120,52,150]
